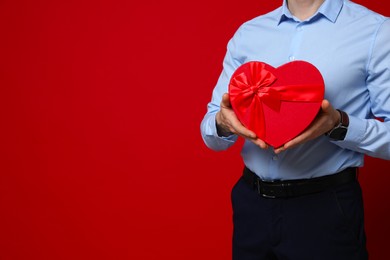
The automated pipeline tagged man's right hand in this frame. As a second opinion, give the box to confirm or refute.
[216,93,269,149]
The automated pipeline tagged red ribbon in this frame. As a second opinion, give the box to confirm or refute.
[229,62,323,139]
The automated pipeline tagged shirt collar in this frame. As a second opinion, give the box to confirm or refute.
[278,0,343,25]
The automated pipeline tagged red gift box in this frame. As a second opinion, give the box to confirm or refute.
[228,61,325,148]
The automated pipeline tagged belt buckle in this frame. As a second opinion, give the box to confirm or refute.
[256,179,277,198]
[261,193,277,199]
[257,179,293,198]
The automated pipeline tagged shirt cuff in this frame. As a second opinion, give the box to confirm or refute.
[201,113,237,151]
[339,115,366,145]
[210,113,237,141]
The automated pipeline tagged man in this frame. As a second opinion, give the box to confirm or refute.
[200,0,390,259]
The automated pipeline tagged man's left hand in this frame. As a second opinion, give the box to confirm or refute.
[274,99,341,154]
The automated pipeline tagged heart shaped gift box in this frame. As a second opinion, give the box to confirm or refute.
[229,61,325,148]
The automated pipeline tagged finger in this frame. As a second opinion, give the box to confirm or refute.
[273,145,285,154]
[221,93,231,108]
[233,122,257,139]
[321,99,332,113]
[251,138,269,149]
[248,137,267,149]
[278,131,310,152]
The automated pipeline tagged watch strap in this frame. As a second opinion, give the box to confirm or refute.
[338,109,349,127]
[326,109,349,140]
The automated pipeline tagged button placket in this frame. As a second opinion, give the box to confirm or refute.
[288,22,304,62]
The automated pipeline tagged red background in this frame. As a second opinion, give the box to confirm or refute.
[1,0,389,259]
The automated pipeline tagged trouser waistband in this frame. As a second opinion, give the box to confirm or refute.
[243,167,358,198]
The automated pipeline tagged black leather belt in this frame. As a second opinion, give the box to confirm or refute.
[243,166,358,198]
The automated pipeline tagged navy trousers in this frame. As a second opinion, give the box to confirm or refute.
[231,176,368,260]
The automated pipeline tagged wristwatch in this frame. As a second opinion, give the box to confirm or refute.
[326,109,349,141]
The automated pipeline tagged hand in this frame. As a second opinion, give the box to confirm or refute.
[274,99,340,154]
[216,93,268,149]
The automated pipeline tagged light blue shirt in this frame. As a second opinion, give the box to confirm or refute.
[200,0,390,180]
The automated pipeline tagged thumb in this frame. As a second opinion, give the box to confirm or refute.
[221,93,231,108]
[321,99,332,113]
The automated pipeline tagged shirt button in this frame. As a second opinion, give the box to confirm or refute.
[272,155,278,161]
[289,56,295,61]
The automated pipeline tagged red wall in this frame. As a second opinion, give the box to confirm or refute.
[0,0,389,259]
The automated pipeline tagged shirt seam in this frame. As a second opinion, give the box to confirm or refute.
[365,18,389,75]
